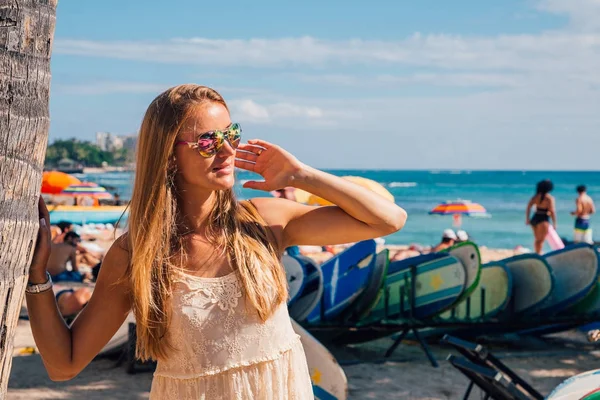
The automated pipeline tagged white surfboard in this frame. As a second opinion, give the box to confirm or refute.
[283,255,306,306]
[291,319,348,400]
[547,369,600,400]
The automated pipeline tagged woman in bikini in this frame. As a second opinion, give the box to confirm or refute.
[526,179,557,254]
[26,84,407,399]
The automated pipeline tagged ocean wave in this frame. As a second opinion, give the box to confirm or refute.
[388,182,418,188]
[429,170,472,175]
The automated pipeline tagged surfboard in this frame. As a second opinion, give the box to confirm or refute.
[569,276,600,316]
[582,389,600,400]
[446,241,481,301]
[283,254,306,307]
[438,261,512,321]
[306,240,377,324]
[538,243,599,315]
[547,224,565,251]
[289,256,324,322]
[344,249,390,321]
[502,253,554,314]
[547,369,600,400]
[291,319,348,400]
[359,252,466,323]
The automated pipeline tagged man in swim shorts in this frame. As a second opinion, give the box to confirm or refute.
[46,232,93,282]
[571,185,595,244]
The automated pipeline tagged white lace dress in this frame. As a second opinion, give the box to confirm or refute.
[149,271,314,399]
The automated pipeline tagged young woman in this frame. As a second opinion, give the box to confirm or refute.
[526,179,556,254]
[26,84,407,399]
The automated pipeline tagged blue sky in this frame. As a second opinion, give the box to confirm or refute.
[50,0,600,170]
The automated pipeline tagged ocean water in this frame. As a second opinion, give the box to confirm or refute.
[75,170,600,250]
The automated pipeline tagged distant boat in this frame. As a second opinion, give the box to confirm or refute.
[47,205,128,225]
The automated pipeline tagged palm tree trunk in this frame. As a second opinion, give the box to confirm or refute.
[0,0,56,394]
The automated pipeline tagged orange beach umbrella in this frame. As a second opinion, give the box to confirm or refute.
[308,176,395,206]
[41,171,81,194]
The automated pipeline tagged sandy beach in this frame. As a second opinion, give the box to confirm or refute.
[9,238,600,399]
[8,317,600,399]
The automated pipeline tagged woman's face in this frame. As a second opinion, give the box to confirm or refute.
[173,103,237,192]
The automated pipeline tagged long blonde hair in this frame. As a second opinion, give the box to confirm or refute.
[127,84,288,361]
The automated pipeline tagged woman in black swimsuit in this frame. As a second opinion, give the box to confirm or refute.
[526,179,557,254]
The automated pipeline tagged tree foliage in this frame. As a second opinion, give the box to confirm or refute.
[45,138,131,167]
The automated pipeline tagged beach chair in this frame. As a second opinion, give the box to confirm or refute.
[441,335,544,400]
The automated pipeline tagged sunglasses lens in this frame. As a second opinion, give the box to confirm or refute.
[194,124,241,157]
[228,124,241,148]
[197,133,219,157]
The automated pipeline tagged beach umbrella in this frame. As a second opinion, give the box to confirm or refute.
[270,187,313,204]
[308,176,395,206]
[41,171,81,194]
[59,183,113,199]
[429,199,490,227]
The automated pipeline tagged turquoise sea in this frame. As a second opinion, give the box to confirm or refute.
[76,170,600,250]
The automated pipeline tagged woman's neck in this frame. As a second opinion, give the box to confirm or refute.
[178,188,217,234]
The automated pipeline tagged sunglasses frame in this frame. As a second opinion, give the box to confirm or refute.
[175,122,242,158]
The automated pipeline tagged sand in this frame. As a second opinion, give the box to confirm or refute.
[11,240,594,399]
[8,317,600,399]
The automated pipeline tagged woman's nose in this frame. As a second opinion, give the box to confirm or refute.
[218,140,236,157]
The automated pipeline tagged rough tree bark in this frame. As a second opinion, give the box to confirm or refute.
[0,0,56,396]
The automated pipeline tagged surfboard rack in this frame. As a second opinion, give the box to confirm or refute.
[441,335,544,400]
[382,264,439,367]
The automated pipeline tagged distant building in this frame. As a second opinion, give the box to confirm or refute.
[122,135,137,152]
[96,132,124,151]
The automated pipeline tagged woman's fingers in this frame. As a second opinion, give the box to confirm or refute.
[237,143,266,156]
[247,139,273,149]
[235,149,258,163]
[234,158,255,172]
[38,195,50,226]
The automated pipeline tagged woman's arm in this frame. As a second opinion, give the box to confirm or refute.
[26,198,132,381]
[525,196,535,225]
[235,141,407,247]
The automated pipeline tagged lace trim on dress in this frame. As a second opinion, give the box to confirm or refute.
[173,270,243,313]
[153,334,302,379]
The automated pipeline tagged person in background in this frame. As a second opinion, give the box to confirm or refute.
[53,221,74,244]
[456,230,469,243]
[55,287,93,324]
[52,221,103,266]
[526,179,557,254]
[571,185,595,244]
[113,193,122,206]
[432,229,457,252]
[46,232,93,283]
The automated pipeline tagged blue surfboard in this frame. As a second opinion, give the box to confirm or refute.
[289,256,324,322]
[359,252,467,323]
[306,240,377,324]
[539,243,599,315]
[283,254,306,307]
[502,253,554,315]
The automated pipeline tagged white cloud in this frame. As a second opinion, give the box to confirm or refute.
[49,0,600,169]
[231,99,270,122]
[536,0,600,32]
[53,33,600,78]
[229,99,325,124]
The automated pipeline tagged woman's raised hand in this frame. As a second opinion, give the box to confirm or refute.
[235,139,305,192]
